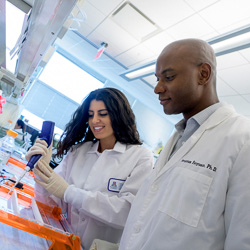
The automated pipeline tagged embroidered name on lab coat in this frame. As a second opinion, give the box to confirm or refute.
[181,159,217,172]
[108,178,125,193]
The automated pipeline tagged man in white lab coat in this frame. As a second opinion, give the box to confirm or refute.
[119,38,250,250]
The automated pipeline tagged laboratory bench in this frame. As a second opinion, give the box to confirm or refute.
[0,157,81,250]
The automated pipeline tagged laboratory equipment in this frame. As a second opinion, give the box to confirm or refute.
[7,121,55,195]
[0,183,81,250]
[0,130,18,167]
[0,154,80,249]
[2,157,35,198]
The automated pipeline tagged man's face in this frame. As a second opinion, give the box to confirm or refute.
[154,47,204,120]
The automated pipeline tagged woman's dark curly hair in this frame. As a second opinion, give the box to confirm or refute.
[54,87,142,159]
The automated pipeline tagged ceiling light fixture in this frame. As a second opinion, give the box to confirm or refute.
[120,24,250,83]
[208,25,250,56]
[121,62,155,80]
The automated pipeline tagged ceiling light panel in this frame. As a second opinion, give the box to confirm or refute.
[211,32,250,54]
[111,2,158,41]
[125,64,155,79]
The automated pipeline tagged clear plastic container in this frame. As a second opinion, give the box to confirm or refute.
[6,120,13,129]
[0,130,18,167]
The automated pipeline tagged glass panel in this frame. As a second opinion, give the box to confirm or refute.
[39,51,103,104]
[6,2,25,73]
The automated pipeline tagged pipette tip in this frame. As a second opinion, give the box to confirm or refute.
[7,168,29,196]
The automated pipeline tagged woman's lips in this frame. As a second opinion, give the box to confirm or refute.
[93,126,104,132]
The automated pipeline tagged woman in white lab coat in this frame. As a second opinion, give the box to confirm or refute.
[26,87,154,250]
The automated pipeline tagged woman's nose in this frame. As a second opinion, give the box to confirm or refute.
[92,114,100,123]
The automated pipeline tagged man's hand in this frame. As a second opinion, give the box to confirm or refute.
[34,159,69,199]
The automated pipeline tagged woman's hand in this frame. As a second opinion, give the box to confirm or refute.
[25,138,52,164]
[34,159,69,199]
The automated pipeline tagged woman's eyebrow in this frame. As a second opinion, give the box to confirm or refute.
[88,109,107,112]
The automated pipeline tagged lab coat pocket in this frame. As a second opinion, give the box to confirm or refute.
[158,167,212,227]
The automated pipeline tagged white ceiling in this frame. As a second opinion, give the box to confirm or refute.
[60,0,250,119]
[11,0,250,122]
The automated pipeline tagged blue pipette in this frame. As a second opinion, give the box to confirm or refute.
[7,121,55,195]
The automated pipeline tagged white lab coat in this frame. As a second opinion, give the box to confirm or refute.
[119,104,250,250]
[35,141,153,250]
[14,128,24,141]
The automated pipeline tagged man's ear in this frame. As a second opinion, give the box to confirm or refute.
[198,63,211,85]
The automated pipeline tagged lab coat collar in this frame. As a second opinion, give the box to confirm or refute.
[88,141,99,153]
[174,102,225,134]
[200,103,235,130]
[113,141,127,153]
[155,104,236,178]
[87,141,127,154]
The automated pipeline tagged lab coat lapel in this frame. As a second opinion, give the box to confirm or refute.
[155,130,206,178]
[155,104,235,179]
[154,132,181,173]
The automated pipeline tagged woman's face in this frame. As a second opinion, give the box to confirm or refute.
[88,100,116,143]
